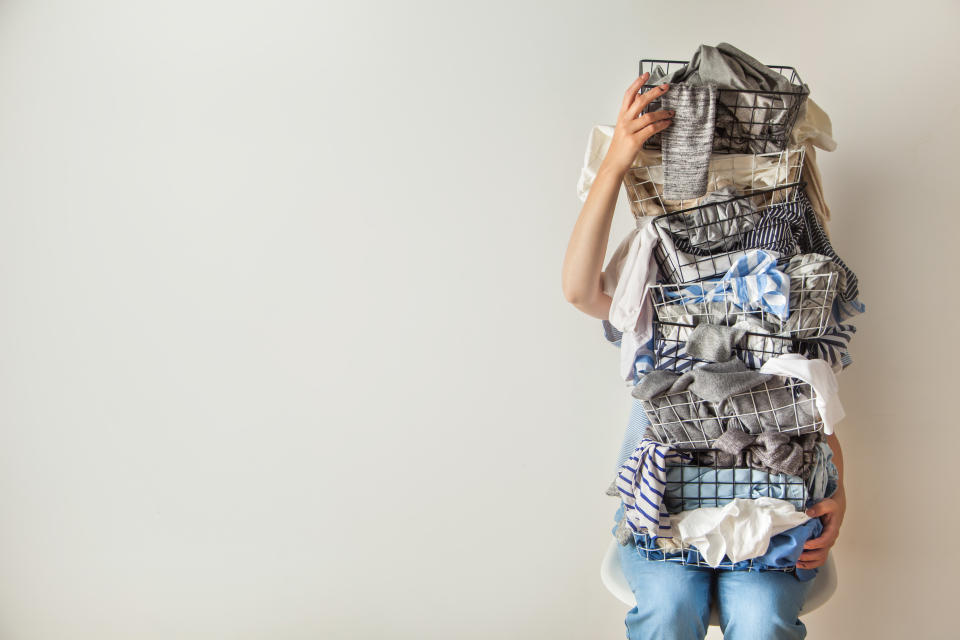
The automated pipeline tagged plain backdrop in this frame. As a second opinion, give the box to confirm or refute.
[0,1,957,638]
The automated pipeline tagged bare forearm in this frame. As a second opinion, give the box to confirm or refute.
[560,74,673,321]
[560,163,625,318]
[798,431,847,569]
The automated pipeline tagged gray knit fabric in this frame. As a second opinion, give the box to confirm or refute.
[650,43,797,95]
[723,382,819,436]
[631,360,821,449]
[649,42,809,154]
[685,323,747,362]
[660,83,717,200]
[631,369,689,401]
[700,430,822,477]
[686,360,772,404]
[631,360,771,405]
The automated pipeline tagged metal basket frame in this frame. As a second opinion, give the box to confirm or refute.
[651,181,812,285]
[651,319,801,372]
[640,377,823,450]
[638,59,810,155]
[651,270,838,341]
[623,147,805,221]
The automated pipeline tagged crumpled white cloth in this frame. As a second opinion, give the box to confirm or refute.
[667,497,810,568]
[602,218,660,382]
[759,353,845,435]
[609,219,658,334]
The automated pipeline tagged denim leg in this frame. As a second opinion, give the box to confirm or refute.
[715,569,815,640]
[616,539,712,640]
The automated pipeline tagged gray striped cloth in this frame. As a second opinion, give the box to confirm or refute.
[660,83,717,200]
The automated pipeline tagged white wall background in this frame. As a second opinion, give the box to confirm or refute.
[0,1,956,638]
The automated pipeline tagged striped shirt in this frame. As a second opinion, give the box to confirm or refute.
[615,437,692,539]
[663,249,791,320]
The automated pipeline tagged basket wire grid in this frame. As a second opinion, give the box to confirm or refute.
[650,181,810,285]
[623,147,805,221]
[629,531,797,571]
[628,452,814,570]
[640,377,823,450]
[652,320,800,372]
[651,270,838,340]
[637,59,810,155]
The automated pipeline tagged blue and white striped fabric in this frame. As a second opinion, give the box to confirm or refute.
[799,323,857,370]
[602,320,656,383]
[615,437,693,540]
[832,296,866,324]
[663,250,791,321]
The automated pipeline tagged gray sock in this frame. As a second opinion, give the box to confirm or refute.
[632,369,684,400]
[660,83,717,200]
[614,514,634,546]
[711,430,819,477]
[686,323,747,362]
[605,479,619,497]
[687,359,772,403]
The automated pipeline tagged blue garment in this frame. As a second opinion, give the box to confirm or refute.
[601,319,656,384]
[805,442,839,508]
[762,518,824,581]
[624,509,823,581]
[658,443,836,514]
[663,466,809,513]
[663,250,791,320]
[613,504,815,640]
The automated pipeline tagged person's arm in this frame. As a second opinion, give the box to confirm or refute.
[561,73,673,320]
[797,432,846,570]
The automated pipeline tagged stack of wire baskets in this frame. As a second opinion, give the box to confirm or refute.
[621,58,833,570]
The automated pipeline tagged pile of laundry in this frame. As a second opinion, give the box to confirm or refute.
[578,43,865,579]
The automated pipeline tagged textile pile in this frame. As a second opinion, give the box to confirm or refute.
[578,43,864,578]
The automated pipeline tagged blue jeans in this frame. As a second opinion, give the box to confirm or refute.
[613,505,815,640]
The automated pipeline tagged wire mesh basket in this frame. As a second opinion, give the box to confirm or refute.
[629,530,798,571]
[651,269,839,340]
[637,59,809,155]
[650,182,810,285]
[652,320,800,372]
[639,377,823,450]
[663,464,810,513]
[624,452,820,570]
[623,147,805,221]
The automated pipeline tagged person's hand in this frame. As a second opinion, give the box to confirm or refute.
[797,494,846,570]
[598,72,674,177]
